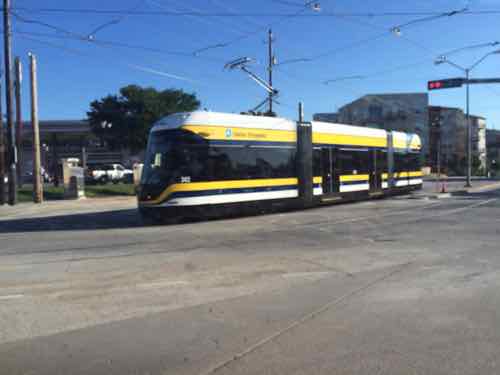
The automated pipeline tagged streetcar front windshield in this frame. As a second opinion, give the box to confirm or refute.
[141,129,209,187]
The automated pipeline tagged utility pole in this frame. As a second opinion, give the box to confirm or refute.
[0,81,5,205]
[14,56,22,186]
[3,0,17,205]
[465,69,472,187]
[29,53,42,203]
[267,29,273,115]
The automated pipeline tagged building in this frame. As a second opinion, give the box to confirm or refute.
[486,129,500,176]
[313,112,339,123]
[428,106,487,174]
[330,93,430,159]
[471,115,487,171]
[14,120,139,180]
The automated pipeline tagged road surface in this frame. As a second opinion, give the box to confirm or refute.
[1,187,500,374]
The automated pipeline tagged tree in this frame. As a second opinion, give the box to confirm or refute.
[87,85,200,152]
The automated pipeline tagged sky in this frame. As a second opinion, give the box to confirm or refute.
[8,0,500,129]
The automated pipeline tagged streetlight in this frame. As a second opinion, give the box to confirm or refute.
[434,48,500,187]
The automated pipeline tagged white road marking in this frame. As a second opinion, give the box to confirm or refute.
[282,271,332,279]
[0,294,24,300]
[137,280,189,289]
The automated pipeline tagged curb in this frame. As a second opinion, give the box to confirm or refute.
[413,181,500,200]
[466,181,500,193]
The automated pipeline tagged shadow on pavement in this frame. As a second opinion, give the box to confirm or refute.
[0,209,145,233]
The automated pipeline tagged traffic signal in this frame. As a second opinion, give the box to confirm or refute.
[428,78,464,90]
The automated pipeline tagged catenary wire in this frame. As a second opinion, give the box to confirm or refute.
[7,7,500,17]
[15,33,202,84]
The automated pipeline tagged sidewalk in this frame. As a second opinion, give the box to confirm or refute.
[0,196,137,220]
[418,178,500,198]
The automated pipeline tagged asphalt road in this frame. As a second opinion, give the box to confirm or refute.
[1,187,500,374]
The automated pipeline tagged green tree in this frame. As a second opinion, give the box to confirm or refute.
[87,85,200,152]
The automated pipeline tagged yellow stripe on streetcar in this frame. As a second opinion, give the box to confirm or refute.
[181,125,388,148]
[382,171,422,180]
[339,174,369,182]
[141,176,324,205]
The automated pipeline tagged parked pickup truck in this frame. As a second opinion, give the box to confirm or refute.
[86,164,133,184]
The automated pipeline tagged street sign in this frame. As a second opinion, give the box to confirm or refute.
[428,78,465,90]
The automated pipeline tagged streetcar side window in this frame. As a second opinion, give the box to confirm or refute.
[394,152,409,172]
[209,146,296,180]
[337,149,370,175]
[407,153,421,171]
[377,150,388,173]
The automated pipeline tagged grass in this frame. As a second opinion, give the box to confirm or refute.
[85,183,136,198]
[17,183,136,202]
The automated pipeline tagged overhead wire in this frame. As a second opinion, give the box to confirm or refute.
[147,0,253,36]
[11,3,500,115]
[7,7,500,17]
[276,4,459,69]
[15,33,202,84]
[439,41,500,58]
[10,13,227,64]
[390,7,468,33]
[86,0,147,39]
[206,0,265,29]
[191,0,320,55]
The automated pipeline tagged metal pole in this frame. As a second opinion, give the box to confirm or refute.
[298,101,304,123]
[81,145,87,170]
[465,69,472,187]
[14,56,22,186]
[0,81,5,205]
[437,137,442,193]
[3,0,17,204]
[268,29,273,115]
[29,53,42,203]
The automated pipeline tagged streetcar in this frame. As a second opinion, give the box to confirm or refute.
[138,111,422,222]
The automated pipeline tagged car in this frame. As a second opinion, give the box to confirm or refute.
[86,163,133,184]
[22,168,52,184]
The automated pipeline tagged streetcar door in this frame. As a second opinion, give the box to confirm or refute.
[370,150,382,190]
[321,148,334,195]
[331,148,340,193]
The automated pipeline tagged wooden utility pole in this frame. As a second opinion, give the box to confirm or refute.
[0,81,5,205]
[3,0,17,205]
[29,53,42,203]
[14,56,22,185]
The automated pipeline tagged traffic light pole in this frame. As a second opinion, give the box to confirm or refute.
[429,75,500,187]
[0,81,4,205]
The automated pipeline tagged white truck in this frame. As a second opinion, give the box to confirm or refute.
[86,164,133,184]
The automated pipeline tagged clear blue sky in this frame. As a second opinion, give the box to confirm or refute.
[10,0,500,129]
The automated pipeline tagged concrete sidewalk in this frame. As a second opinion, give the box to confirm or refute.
[0,196,137,221]
[419,178,500,198]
